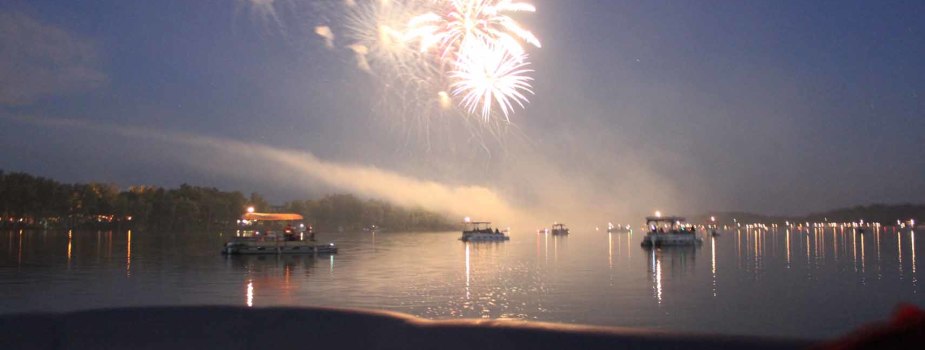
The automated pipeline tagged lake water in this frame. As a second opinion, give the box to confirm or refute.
[0,227,921,339]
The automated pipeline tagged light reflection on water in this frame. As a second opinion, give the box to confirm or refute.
[0,227,922,338]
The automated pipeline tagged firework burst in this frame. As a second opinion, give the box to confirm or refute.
[323,0,541,125]
[451,40,533,122]
[406,0,541,59]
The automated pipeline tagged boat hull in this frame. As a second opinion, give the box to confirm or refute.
[222,241,338,255]
[460,233,510,242]
[641,233,702,247]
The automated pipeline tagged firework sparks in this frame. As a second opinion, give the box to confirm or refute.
[406,0,542,58]
[315,26,336,49]
[450,40,533,122]
[343,0,438,81]
[438,91,453,110]
[329,0,541,124]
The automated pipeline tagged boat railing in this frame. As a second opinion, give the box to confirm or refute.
[229,234,304,243]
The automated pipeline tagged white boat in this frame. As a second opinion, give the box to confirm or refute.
[551,223,569,235]
[223,212,338,255]
[461,221,510,242]
[641,216,703,247]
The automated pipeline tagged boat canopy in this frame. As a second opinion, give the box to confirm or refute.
[463,221,492,229]
[242,212,303,221]
[552,223,567,229]
[645,216,686,224]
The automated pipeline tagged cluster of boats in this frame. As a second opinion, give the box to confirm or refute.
[221,209,706,255]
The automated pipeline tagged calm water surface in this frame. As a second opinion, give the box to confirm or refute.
[0,227,921,339]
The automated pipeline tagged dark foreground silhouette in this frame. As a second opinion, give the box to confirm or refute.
[0,305,921,349]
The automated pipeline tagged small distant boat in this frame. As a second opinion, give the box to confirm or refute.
[461,221,510,242]
[551,223,569,235]
[223,212,337,255]
[607,222,632,233]
[641,216,703,247]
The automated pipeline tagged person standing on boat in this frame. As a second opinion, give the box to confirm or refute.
[284,223,295,241]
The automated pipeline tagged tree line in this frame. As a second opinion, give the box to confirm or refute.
[0,170,456,232]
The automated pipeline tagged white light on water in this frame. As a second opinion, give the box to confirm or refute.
[246,280,254,307]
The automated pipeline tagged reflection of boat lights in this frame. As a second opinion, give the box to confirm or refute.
[627,230,632,258]
[875,229,881,272]
[18,229,23,265]
[246,280,254,307]
[785,229,791,268]
[654,253,662,303]
[330,255,335,273]
[127,230,132,277]
[711,235,717,297]
[544,229,548,263]
[898,232,903,277]
[851,230,858,272]
[465,243,470,300]
[553,231,558,262]
[860,233,865,273]
[911,231,917,285]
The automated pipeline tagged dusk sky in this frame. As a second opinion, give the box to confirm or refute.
[1,0,923,223]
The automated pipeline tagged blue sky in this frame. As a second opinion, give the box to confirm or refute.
[1,0,923,221]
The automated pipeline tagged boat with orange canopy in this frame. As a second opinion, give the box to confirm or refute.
[222,211,337,255]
